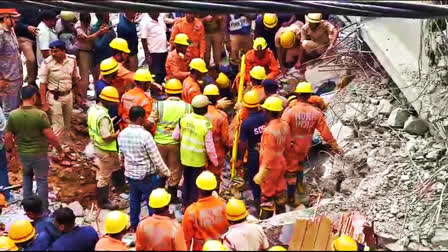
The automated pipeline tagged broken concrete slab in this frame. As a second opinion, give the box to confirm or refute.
[387,108,410,128]
[68,201,85,217]
[378,99,394,115]
[330,121,355,143]
[404,116,429,135]
[431,229,448,247]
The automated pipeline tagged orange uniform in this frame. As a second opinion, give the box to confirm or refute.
[118,87,153,129]
[281,101,338,185]
[204,105,229,177]
[259,118,291,200]
[165,49,190,81]
[182,196,230,250]
[136,214,187,251]
[245,49,280,83]
[288,95,327,112]
[99,60,134,97]
[95,235,129,251]
[170,17,206,59]
[182,76,202,104]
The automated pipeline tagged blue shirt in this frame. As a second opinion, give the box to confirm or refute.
[48,226,99,251]
[228,14,251,35]
[25,231,52,251]
[240,110,267,153]
[91,21,116,65]
[33,216,62,243]
[117,14,138,56]
[254,14,293,52]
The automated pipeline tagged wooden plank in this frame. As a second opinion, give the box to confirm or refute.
[327,234,337,251]
[289,219,308,251]
[302,218,320,251]
[313,217,333,251]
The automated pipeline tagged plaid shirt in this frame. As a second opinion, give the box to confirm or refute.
[118,124,170,180]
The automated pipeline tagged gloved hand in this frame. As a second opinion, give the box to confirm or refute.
[216,97,234,110]
[253,166,269,185]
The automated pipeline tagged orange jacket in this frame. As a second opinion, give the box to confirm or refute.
[288,95,327,112]
[245,49,280,83]
[259,118,291,170]
[136,214,187,251]
[282,101,337,156]
[118,87,153,129]
[165,49,190,81]
[205,105,229,175]
[99,60,135,97]
[182,196,230,251]
[95,235,129,251]
[170,17,206,58]
[182,76,201,104]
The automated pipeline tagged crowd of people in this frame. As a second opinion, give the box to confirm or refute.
[0,8,357,251]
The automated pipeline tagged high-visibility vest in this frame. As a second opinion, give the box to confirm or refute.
[179,113,212,167]
[87,104,117,152]
[154,99,191,145]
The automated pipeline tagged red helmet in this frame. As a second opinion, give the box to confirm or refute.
[0,9,21,18]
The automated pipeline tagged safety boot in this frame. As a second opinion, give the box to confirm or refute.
[259,207,274,220]
[111,169,127,194]
[96,186,118,210]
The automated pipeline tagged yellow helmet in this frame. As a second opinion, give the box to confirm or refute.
[203,84,220,96]
[280,31,296,49]
[305,13,323,24]
[202,240,226,251]
[215,72,230,89]
[253,37,267,51]
[191,95,210,109]
[60,11,77,22]
[268,246,287,251]
[189,58,208,73]
[165,78,183,94]
[134,68,154,82]
[174,33,191,46]
[109,38,131,54]
[332,235,358,251]
[250,66,267,81]
[225,198,248,221]
[104,211,130,234]
[100,57,119,75]
[99,86,120,103]
[261,96,284,112]
[243,90,261,108]
[295,81,313,93]
[8,220,36,244]
[196,171,217,191]
[263,13,278,28]
[0,236,18,251]
[149,188,171,209]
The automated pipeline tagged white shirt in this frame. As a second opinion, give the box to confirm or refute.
[36,22,58,66]
[139,14,168,53]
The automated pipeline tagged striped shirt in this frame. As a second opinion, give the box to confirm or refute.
[118,124,170,180]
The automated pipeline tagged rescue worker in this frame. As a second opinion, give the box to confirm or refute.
[215,72,232,100]
[254,13,297,55]
[248,66,267,102]
[8,219,52,251]
[237,90,265,210]
[262,79,288,108]
[0,236,18,251]
[182,171,229,250]
[222,198,269,251]
[244,37,280,84]
[87,86,121,210]
[287,82,329,112]
[169,13,206,59]
[281,81,342,206]
[172,95,218,208]
[135,188,187,251]
[182,58,208,104]
[165,33,191,81]
[254,96,291,220]
[95,211,130,251]
[298,13,338,67]
[118,68,154,130]
[203,240,226,251]
[149,78,191,203]
[275,20,304,71]
[38,40,80,139]
[203,84,229,185]
[332,235,358,251]
[106,37,135,96]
